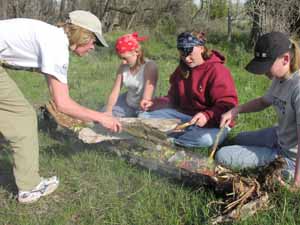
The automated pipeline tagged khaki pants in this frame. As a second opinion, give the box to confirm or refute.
[0,66,40,191]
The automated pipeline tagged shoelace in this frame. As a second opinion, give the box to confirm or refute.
[25,182,51,195]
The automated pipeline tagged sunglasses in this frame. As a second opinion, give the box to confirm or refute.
[178,47,194,58]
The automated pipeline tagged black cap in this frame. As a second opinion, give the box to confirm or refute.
[245,32,291,74]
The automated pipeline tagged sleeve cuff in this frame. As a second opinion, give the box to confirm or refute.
[41,68,68,84]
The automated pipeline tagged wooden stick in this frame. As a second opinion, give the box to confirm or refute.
[209,126,225,162]
[172,121,195,132]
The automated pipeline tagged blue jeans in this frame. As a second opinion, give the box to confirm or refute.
[138,108,230,148]
[215,127,295,181]
[101,93,139,117]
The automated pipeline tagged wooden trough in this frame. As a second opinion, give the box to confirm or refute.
[36,101,282,223]
[39,102,215,186]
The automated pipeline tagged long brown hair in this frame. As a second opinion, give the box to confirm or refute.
[135,45,146,66]
[191,31,213,60]
[179,31,212,78]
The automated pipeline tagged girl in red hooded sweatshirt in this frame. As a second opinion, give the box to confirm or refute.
[139,31,238,148]
[102,32,158,117]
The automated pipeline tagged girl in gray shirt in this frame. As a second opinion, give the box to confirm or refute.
[216,32,300,189]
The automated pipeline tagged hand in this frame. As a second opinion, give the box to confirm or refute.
[97,114,122,133]
[276,176,299,192]
[140,99,153,111]
[293,177,300,191]
[220,107,239,128]
[191,112,208,127]
[289,184,300,192]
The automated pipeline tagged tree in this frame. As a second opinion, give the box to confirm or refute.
[210,0,227,19]
[0,0,8,19]
[247,0,300,46]
[0,0,197,34]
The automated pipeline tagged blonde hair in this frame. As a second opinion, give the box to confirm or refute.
[289,39,300,73]
[57,22,96,47]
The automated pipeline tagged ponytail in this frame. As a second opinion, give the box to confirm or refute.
[289,39,300,73]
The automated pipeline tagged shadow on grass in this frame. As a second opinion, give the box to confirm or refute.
[40,131,114,158]
[40,130,218,196]
[0,147,18,194]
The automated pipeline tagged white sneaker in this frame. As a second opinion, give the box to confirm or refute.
[18,176,59,204]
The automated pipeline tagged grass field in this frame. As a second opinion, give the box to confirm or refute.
[0,33,299,225]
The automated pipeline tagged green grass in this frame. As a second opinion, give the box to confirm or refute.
[0,34,298,225]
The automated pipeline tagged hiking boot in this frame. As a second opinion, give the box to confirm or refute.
[18,176,59,204]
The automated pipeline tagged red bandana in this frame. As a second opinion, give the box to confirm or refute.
[115,32,147,54]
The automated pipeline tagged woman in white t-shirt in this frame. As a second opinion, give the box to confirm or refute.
[0,10,121,204]
[102,32,158,117]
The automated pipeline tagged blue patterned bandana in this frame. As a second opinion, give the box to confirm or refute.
[177,32,206,57]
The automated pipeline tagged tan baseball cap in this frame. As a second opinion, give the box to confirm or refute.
[68,10,108,47]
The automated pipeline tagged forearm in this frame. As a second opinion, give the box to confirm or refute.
[294,147,300,185]
[202,102,236,124]
[47,76,105,123]
[106,73,122,112]
[294,127,300,186]
[143,84,155,101]
[236,97,270,114]
[105,93,119,112]
[47,75,122,132]
[54,97,105,123]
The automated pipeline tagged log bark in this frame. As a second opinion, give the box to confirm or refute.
[38,106,216,188]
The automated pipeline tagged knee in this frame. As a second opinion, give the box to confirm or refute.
[21,106,37,126]
[196,135,214,147]
[175,134,214,148]
[112,110,125,118]
[139,109,175,119]
[12,107,37,135]
[215,146,246,169]
[110,105,128,117]
[138,111,151,118]
[215,147,233,165]
[193,132,224,147]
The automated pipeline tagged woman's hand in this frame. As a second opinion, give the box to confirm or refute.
[140,99,153,111]
[191,112,208,127]
[291,182,300,192]
[97,114,122,133]
[276,176,300,192]
[220,107,239,128]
